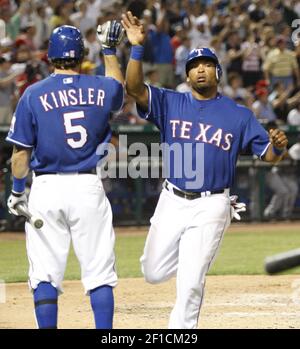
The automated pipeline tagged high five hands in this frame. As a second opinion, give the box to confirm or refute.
[121,11,146,46]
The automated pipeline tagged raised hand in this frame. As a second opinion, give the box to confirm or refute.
[97,20,124,49]
[121,11,146,46]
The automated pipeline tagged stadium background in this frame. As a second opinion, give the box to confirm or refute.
[1,0,300,329]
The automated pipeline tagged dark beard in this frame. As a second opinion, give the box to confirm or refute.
[194,85,211,94]
[193,84,216,97]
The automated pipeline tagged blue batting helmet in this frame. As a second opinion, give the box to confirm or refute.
[185,48,222,82]
[48,25,84,61]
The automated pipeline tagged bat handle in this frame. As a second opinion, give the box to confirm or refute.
[15,203,44,229]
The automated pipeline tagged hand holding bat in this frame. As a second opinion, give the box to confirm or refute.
[7,192,43,229]
[15,202,44,229]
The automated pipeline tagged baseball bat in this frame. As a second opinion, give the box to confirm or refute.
[264,249,300,274]
[15,203,44,229]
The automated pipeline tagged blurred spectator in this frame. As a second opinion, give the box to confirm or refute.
[112,95,146,125]
[295,40,300,68]
[148,8,174,88]
[264,136,300,221]
[188,16,212,49]
[15,22,37,51]
[0,56,16,125]
[240,31,263,88]
[174,36,190,84]
[139,9,155,74]
[260,34,277,61]
[6,1,33,41]
[145,67,161,87]
[225,30,243,76]
[49,3,73,30]
[247,0,266,23]
[252,88,277,122]
[263,35,300,89]
[127,0,147,18]
[86,0,103,24]
[0,36,14,61]
[222,72,250,101]
[32,3,51,50]
[0,6,11,41]
[81,60,96,75]
[170,25,186,53]
[264,165,298,221]
[263,122,299,221]
[84,28,101,66]
[268,81,294,123]
[282,1,299,24]
[15,60,44,97]
[210,12,227,36]
[280,24,295,51]
[287,102,300,126]
[208,37,228,85]
[70,0,95,35]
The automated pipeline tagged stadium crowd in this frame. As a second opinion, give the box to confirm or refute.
[0,0,300,225]
[0,0,300,127]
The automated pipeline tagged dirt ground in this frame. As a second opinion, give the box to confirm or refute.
[1,224,300,329]
[1,275,300,329]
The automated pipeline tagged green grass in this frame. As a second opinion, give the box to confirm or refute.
[210,229,300,275]
[1,228,300,283]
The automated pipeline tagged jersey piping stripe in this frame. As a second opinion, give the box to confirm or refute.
[144,83,152,119]
[260,141,271,159]
[5,137,34,148]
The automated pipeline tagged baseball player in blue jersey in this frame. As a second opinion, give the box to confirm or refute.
[122,12,288,329]
[6,23,124,329]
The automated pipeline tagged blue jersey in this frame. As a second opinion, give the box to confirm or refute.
[137,85,270,192]
[6,73,123,172]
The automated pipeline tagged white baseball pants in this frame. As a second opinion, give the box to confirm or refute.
[141,183,231,329]
[26,173,117,295]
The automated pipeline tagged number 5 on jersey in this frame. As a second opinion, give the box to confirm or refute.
[63,111,87,148]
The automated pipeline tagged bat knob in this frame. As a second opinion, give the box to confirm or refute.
[34,219,44,229]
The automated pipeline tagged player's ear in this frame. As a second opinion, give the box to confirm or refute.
[186,77,190,83]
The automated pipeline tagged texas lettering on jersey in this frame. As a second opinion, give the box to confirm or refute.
[169,120,233,151]
[39,88,105,112]
[137,84,270,191]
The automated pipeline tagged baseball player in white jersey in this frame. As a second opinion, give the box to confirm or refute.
[122,12,288,329]
[6,23,124,329]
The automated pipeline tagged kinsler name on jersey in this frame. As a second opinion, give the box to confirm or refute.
[39,88,106,112]
[169,120,233,151]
